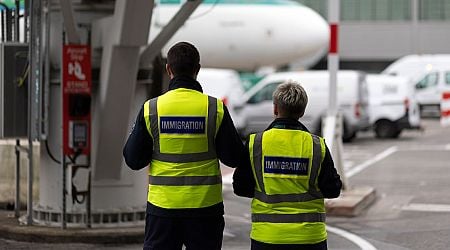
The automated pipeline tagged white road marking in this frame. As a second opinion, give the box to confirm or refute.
[346,146,398,178]
[344,161,354,170]
[398,145,450,151]
[225,215,376,250]
[402,203,450,213]
[224,214,251,223]
[223,229,236,237]
[222,172,233,185]
[327,226,377,250]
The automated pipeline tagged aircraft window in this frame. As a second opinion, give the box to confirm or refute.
[248,82,282,104]
[446,72,450,85]
[415,72,439,89]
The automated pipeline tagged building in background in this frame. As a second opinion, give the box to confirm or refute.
[298,0,450,72]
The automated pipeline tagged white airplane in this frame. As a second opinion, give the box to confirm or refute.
[151,0,329,71]
[1,0,328,70]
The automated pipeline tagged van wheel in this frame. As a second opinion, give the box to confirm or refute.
[375,120,399,138]
[343,130,356,142]
[342,120,356,142]
[392,129,402,138]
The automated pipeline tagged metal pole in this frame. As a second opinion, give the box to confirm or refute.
[411,0,419,54]
[26,0,37,226]
[38,0,48,140]
[14,140,21,218]
[62,156,66,229]
[14,0,20,41]
[61,30,67,229]
[5,8,12,41]
[42,0,50,140]
[26,134,33,225]
[325,0,348,189]
[328,0,339,116]
[1,10,5,42]
[87,166,91,228]
[24,0,28,43]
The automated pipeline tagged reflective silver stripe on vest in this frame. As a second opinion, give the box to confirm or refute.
[254,189,321,203]
[252,132,323,204]
[149,96,217,163]
[253,132,265,192]
[148,175,222,186]
[309,134,322,195]
[252,213,326,223]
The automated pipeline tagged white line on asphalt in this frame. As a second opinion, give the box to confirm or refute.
[222,172,233,185]
[346,146,398,178]
[327,226,377,250]
[402,203,450,213]
[224,214,251,223]
[397,145,450,151]
[223,230,236,238]
[225,215,377,250]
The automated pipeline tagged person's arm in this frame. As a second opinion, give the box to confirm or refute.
[123,105,153,170]
[232,138,255,198]
[215,105,246,168]
[318,146,342,198]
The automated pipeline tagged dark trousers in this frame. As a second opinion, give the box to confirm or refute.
[144,214,225,250]
[251,239,327,250]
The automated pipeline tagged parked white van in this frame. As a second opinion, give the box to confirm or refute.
[413,67,450,110]
[197,68,246,128]
[382,55,450,112]
[366,74,421,138]
[235,70,370,141]
[382,54,450,81]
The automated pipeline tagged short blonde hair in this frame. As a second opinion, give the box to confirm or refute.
[272,80,308,118]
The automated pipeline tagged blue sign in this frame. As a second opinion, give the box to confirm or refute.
[160,116,206,134]
[264,156,309,175]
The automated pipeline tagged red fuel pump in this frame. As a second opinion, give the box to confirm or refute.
[62,44,92,228]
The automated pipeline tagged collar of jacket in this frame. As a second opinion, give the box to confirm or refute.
[267,118,310,132]
[168,75,204,93]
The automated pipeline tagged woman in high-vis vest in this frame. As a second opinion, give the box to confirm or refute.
[233,81,343,250]
[123,42,248,250]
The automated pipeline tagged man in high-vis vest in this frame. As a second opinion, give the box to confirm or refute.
[123,42,247,250]
[233,81,342,250]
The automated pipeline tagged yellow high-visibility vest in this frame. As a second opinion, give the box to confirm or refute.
[249,128,327,244]
[143,88,224,209]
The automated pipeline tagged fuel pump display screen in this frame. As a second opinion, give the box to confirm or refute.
[69,121,88,149]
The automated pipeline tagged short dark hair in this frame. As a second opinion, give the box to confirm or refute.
[273,80,308,119]
[167,42,200,77]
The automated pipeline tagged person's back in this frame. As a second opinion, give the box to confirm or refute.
[146,87,224,209]
[233,80,342,250]
[123,42,246,250]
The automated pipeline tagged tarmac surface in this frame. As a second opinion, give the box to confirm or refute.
[1,118,450,249]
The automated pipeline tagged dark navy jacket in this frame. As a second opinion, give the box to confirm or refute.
[233,118,342,199]
[123,75,247,217]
